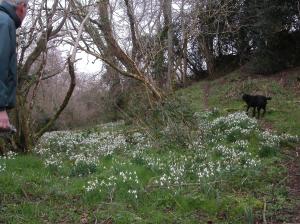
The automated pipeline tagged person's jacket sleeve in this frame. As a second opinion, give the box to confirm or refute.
[0,21,11,111]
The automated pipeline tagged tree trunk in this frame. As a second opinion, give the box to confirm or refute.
[181,0,188,86]
[98,0,163,99]
[200,36,215,77]
[163,0,174,91]
[13,95,34,152]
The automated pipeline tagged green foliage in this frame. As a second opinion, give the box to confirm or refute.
[144,96,195,148]
[239,0,299,74]
[70,161,97,177]
[246,31,300,74]
[185,0,299,76]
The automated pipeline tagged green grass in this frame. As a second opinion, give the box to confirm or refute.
[203,70,300,136]
[176,82,206,112]
[1,69,299,223]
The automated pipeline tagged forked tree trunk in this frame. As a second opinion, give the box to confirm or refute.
[13,96,34,152]
[98,0,164,99]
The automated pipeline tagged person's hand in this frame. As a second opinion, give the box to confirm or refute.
[0,110,10,130]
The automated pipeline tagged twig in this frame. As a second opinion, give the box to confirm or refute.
[70,4,94,63]
[263,197,267,224]
[147,180,225,190]
[94,214,98,224]
[21,188,30,200]
[100,217,112,224]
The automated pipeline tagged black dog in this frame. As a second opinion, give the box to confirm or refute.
[242,94,272,118]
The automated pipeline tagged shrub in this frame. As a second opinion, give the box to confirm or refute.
[144,96,195,148]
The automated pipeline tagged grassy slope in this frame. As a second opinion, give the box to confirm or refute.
[0,69,299,224]
[178,68,300,222]
[205,69,300,136]
[178,68,300,135]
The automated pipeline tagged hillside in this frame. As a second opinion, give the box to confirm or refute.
[0,69,300,223]
[181,68,300,135]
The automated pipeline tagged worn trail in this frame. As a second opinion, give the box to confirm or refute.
[202,81,300,223]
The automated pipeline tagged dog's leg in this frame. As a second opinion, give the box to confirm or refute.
[262,105,266,117]
[246,105,250,114]
[257,107,261,119]
[252,107,256,117]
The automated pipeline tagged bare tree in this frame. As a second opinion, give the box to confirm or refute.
[4,0,75,152]
[188,0,241,77]
[68,0,164,100]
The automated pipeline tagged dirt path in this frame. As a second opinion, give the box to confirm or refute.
[257,124,300,223]
[202,81,300,223]
[286,145,300,223]
[265,70,300,223]
[203,82,210,110]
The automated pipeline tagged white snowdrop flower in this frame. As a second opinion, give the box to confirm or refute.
[0,162,6,172]
[260,130,280,148]
[280,133,299,143]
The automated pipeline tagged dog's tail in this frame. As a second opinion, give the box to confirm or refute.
[266,97,272,100]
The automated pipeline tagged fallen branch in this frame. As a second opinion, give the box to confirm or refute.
[263,197,267,224]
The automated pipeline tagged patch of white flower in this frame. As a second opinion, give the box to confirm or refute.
[70,153,99,166]
[0,162,6,172]
[155,163,186,187]
[131,132,152,151]
[128,189,138,199]
[233,140,249,151]
[260,130,280,148]
[33,112,298,194]
[211,112,258,130]
[1,151,18,160]
[84,171,140,199]
[44,154,63,168]
[119,171,139,184]
[35,120,155,170]
[85,179,99,192]
[193,112,212,131]
[209,112,258,141]
[197,161,222,179]
[84,176,118,193]
[35,129,130,168]
[188,134,205,150]
[280,133,299,143]
[0,151,18,173]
